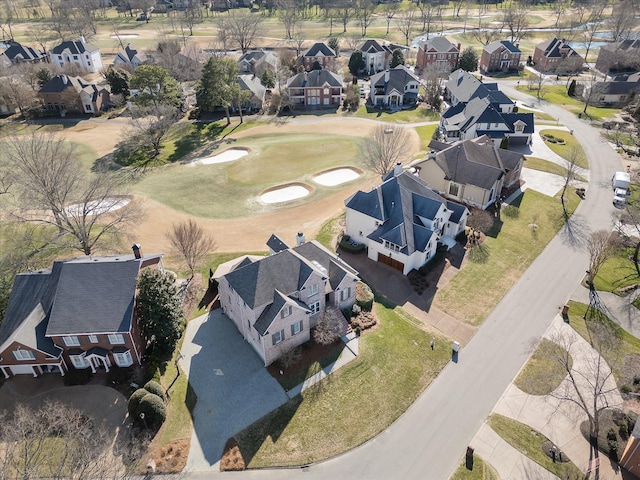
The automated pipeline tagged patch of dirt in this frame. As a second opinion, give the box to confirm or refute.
[220,437,246,471]
[266,338,344,379]
[143,438,190,474]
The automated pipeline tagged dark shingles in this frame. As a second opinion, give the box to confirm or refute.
[286,69,343,88]
[345,189,384,220]
[369,66,419,96]
[3,43,45,61]
[420,37,457,53]
[293,241,358,289]
[266,234,289,253]
[303,42,336,58]
[51,40,99,55]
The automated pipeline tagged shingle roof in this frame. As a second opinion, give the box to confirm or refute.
[293,241,358,290]
[238,74,266,99]
[600,39,640,53]
[286,69,343,88]
[38,74,107,104]
[591,80,640,95]
[116,44,146,64]
[266,234,289,253]
[420,36,458,53]
[359,39,390,54]
[536,37,581,59]
[370,65,420,95]
[303,42,336,58]
[51,39,99,55]
[484,40,521,54]
[446,69,514,107]
[502,112,535,134]
[3,43,46,62]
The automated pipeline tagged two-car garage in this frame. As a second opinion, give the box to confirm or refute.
[377,252,405,273]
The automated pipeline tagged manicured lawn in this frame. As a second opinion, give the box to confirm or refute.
[524,156,588,182]
[592,246,640,294]
[514,338,572,395]
[234,303,452,467]
[349,104,441,124]
[415,124,439,151]
[488,414,584,480]
[566,301,640,383]
[517,85,619,120]
[436,189,581,325]
[131,132,368,219]
[450,455,499,480]
[516,106,556,122]
[538,129,589,169]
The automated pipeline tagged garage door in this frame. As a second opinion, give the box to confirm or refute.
[378,252,404,272]
[10,365,35,375]
[508,136,528,146]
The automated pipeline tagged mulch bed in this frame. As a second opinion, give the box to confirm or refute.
[266,338,344,379]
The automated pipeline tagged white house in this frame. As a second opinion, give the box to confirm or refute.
[113,44,147,69]
[49,37,103,74]
[359,39,392,75]
[368,66,420,108]
[345,167,469,275]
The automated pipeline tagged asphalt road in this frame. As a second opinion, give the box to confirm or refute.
[181,86,624,480]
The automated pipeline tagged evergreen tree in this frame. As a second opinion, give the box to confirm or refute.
[105,67,131,99]
[136,269,183,356]
[129,65,182,108]
[260,69,275,88]
[348,50,365,76]
[458,47,479,72]
[568,79,577,97]
[390,49,405,68]
[196,57,242,124]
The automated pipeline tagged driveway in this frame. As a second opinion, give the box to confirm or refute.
[180,310,289,471]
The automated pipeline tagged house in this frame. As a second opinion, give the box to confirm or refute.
[0,246,163,379]
[216,235,359,366]
[445,69,515,113]
[300,42,336,72]
[412,135,524,209]
[359,39,393,75]
[416,36,460,74]
[620,418,640,477]
[39,74,110,115]
[286,70,343,107]
[237,49,278,75]
[533,37,584,74]
[580,78,640,107]
[49,37,103,73]
[368,65,420,108]
[480,40,522,74]
[0,42,47,64]
[236,74,266,112]
[440,96,534,145]
[345,167,469,275]
[113,44,147,69]
[595,40,640,74]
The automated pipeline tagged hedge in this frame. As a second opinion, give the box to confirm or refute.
[138,393,167,427]
[355,282,374,311]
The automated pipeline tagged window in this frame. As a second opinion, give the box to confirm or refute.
[340,287,351,301]
[63,336,80,347]
[307,284,318,297]
[324,88,329,95]
[113,350,133,367]
[85,54,89,59]
[281,305,292,318]
[272,329,284,345]
[108,334,125,345]
[85,104,92,111]
[13,349,35,361]
[449,182,460,196]
[291,320,303,336]
[88,335,98,344]
[309,301,321,314]
[71,355,89,369]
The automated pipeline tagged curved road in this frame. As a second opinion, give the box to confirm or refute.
[184,86,623,480]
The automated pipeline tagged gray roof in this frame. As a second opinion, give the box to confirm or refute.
[293,241,358,290]
[266,234,289,253]
[536,37,581,59]
[442,96,533,137]
[370,65,420,95]
[600,39,640,53]
[3,43,46,62]
[116,44,146,64]
[238,74,266,100]
[420,36,458,53]
[359,39,391,54]
[446,69,514,107]
[39,74,100,99]
[287,69,343,88]
[591,80,640,95]
[51,39,99,55]
[253,290,309,336]
[303,42,336,58]
[346,172,467,255]
[45,256,159,335]
[484,40,521,54]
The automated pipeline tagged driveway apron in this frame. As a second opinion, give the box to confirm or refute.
[180,310,289,471]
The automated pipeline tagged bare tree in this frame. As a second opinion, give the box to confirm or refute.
[181,0,203,36]
[395,8,418,47]
[313,307,343,345]
[166,219,217,277]
[277,0,301,40]
[0,71,40,116]
[221,11,264,54]
[415,0,436,37]
[608,0,638,42]
[290,27,306,57]
[382,2,398,36]
[354,0,375,37]
[1,132,138,256]
[469,17,498,46]
[586,230,614,286]
[527,71,547,102]
[421,65,444,111]
[580,0,608,64]
[360,124,410,175]
[129,104,181,158]
[559,146,585,220]
[499,4,529,44]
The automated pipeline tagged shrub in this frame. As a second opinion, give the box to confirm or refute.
[619,421,629,440]
[621,384,632,394]
[144,380,166,401]
[341,307,353,320]
[128,388,149,417]
[607,427,617,441]
[608,439,619,458]
[352,304,362,316]
[455,230,467,243]
[278,347,302,369]
[63,368,92,386]
[502,205,520,218]
[355,282,374,311]
[138,393,167,427]
[339,236,366,253]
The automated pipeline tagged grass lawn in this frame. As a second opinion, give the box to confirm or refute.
[450,455,499,480]
[415,124,438,151]
[517,85,619,121]
[233,303,452,467]
[131,132,368,219]
[348,104,441,124]
[592,246,640,294]
[524,156,588,182]
[488,414,584,480]
[566,301,640,383]
[436,189,581,325]
[516,106,556,122]
[514,338,572,395]
[538,129,589,169]
[315,213,345,251]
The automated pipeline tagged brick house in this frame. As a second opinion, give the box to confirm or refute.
[533,38,584,74]
[480,40,522,74]
[1,42,47,64]
[595,40,640,74]
[286,70,343,107]
[38,74,110,115]
[0,246,163,378]
[300,42,336,72]
[416,36,460,74]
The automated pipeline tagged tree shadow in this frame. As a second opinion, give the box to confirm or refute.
[557,212,590,249]
[167,122,226,163]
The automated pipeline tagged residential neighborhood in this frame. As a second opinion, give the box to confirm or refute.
[1,2,640,480]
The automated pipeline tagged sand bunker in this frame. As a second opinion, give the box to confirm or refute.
[189,148,249,166]
[313,168,360,186]
[65,197,131,216]
[260,185,310,204]
[111,34,139,38]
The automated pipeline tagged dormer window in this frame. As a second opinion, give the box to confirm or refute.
[307,284,318,297]
[281,305,292,318]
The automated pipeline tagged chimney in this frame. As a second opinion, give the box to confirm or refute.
[457,43,461,51]
[394,162,403,176]
[132,244,142,259]
[79,35,86,44]
[296,232,306,246]
[384,70,390,83]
